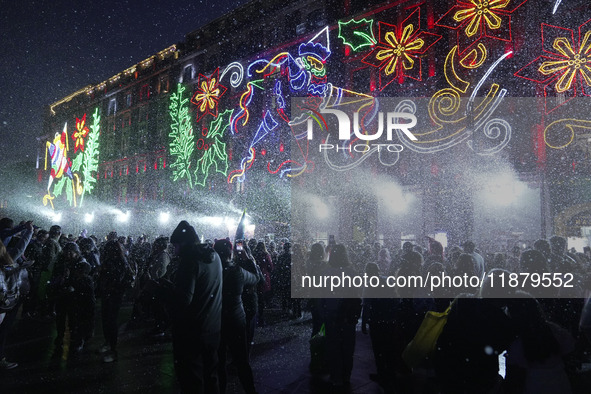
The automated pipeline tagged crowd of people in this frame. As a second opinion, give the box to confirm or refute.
[1,216,591,394]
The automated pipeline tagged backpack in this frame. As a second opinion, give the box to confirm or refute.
[0,265,30,311]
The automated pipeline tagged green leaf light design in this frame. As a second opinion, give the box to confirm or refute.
[79,107,101,207]
[53,177,67,197]
[194,109,233,187]
[338,18,377,52]
[169,83,195,188]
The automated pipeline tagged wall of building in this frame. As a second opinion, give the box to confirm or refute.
[39,0,591,246]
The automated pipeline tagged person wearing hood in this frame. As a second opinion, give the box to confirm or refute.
[151,220,222,394]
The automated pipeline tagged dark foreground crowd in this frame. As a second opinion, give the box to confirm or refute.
[1,217,591,394]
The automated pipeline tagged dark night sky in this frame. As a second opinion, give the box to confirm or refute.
[0,0,249,164]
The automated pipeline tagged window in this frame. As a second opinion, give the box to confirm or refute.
[296,22,306,35]
[138,128,148,151]
[120,113,131,130]
[181,64,194,83]
[120,124,130,155]
[139,84,150,101]
[125,92,132,107]
[108,98,117,116]
[139,106,149,122]
[137,159,146,173]
[307,10,326,28]
[159,75,169,94]
[120,184,127,203]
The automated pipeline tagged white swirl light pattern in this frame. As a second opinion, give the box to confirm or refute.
[220,62,244,88]
[391,52,512,155]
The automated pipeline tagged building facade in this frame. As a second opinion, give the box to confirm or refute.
[39,0,591,249]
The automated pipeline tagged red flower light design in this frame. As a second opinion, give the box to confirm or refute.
[361,8,441,91]
[436,0,528,55]
[191,68,228,122]
[514,20,591,113]
[72,113,89,152]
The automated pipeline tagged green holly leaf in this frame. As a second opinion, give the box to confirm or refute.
[71,153,83,172]
[53,177,67,197]
[338,18,376,52]
[194,109,233,186]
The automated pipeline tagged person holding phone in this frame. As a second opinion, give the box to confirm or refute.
[214,239,258,394]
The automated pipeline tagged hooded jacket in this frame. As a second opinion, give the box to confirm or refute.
[170,242,222,335]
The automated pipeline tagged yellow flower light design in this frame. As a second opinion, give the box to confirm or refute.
[539,31,591,93]
[515,22,591,113]
[436,0,525,55]
[361,8,441,90]
[376,25,425,76]
[72,113,89,153]
[195,78,221,112]
[453,0,510,37]
[191,68,227,122]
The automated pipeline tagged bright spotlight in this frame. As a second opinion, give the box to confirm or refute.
[159,212,170,224]
[52,212,62,223]
[309,196,330,219]
[224,217,236,231]
[375,182,413,214]
[84,213,94,224]
[202,216,224,226]
[481,172,526,206]
[116,211,130,223]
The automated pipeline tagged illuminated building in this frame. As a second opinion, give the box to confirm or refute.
[40,0,591,249]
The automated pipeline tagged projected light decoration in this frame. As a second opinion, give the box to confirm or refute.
[191,68,228,122]
[361,8,442,90]
[514,21,591,113]
[169,83,195,188]
[79,108,101,207]
[194,109,233,187]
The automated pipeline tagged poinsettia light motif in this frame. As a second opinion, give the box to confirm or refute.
[191,68,228,122]
[514,20,591,113]
[436,0,528,55]
[72,113,90,152]
[361,8,441,90]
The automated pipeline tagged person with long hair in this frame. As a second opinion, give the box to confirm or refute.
[98,239,133,362]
